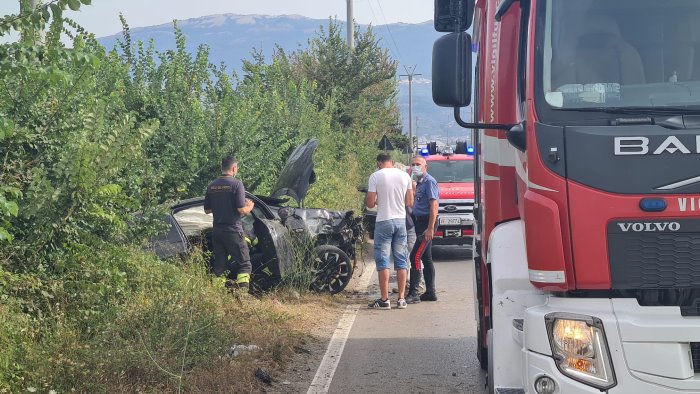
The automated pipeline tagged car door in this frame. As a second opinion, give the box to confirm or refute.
[245,194,295,290]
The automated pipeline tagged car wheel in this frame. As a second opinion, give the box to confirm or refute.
[310,245,353,294]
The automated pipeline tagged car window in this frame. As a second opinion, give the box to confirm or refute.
[173,203,264,237]
[173,205,212,237]
[428,160,475,183]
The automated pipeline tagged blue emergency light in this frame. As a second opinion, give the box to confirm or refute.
[466,146,475,155]
[639,198,667,212]
[420,148,430,157]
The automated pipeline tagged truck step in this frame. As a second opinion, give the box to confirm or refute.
[495,389,525,394]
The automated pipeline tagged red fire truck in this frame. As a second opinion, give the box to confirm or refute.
[424,146,476,247]
[433,0,700,393]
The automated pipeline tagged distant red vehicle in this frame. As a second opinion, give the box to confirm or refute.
[424,148,475,247]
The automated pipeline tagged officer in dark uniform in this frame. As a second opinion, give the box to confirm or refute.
[406,156,440,304]
[204,156,255,290]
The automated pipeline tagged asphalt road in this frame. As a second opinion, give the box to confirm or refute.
[326,247,487,394]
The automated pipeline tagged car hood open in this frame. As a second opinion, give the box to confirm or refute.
[271,138,319,206]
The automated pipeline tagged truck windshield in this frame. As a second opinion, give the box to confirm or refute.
[541,0,700,111]
[428,160,474,183]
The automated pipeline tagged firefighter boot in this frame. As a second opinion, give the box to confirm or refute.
[235,273,251,294]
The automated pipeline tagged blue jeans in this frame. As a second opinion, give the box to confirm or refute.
[373,219,408,271]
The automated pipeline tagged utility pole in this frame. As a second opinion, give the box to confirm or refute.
[400,65,422,159]
[346,0,354,50]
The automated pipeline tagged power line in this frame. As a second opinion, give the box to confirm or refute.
[370,0,404,66]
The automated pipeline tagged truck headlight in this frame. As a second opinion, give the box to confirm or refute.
[545,313,616,390]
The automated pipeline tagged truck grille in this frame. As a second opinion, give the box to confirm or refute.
[608,220,700,289]
[438,200,474,215]
[691,343,700,373]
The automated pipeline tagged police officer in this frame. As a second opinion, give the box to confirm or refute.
[204,156,255,290]
[406,156,440,304]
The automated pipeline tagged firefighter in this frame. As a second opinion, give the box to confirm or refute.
[204,155,255,291]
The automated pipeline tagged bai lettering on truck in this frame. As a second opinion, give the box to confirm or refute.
[615,136,700,155]
[678,197,700,212]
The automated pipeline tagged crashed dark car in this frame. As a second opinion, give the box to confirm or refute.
[151,139,362,294]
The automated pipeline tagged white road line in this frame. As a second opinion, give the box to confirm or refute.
[354,262,375,291]
[307,256,375,393]
[307,304,361,394]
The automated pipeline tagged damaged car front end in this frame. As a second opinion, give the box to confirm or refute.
[151,139,363,294]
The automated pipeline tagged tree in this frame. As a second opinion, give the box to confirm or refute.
[294,20,400,132]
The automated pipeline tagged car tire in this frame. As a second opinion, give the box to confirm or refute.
[310,245,353,294]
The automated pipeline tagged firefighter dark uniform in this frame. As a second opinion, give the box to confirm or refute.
[204,175,252,288]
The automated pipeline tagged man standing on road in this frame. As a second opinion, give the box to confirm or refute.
[204,156,255,291]
[406,156,440,304]
[366,153,414,310]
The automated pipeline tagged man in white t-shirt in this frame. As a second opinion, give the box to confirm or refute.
[366,153,414,310]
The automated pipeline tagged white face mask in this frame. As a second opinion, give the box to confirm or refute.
[411,165,423,178]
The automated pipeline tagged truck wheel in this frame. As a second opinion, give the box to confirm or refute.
[310,245,353,294]
[477,313,488,370]
[475,257,488,370]
[487,329,495,394]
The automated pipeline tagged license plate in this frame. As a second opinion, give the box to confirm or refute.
[445,229,460,237]
[440,217,461,226]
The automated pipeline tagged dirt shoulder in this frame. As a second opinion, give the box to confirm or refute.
[262,244,377,393]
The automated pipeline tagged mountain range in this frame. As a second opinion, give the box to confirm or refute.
[98,14,472,145]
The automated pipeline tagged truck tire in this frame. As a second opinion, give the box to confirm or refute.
[475,257,488,370]
[477,309,488,370]
[487,329,495,394]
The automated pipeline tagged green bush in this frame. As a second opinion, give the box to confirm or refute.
[0,3,400,391]
[0,300,33,392]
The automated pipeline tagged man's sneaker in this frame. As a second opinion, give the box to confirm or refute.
[368,298,391,310]
[420,292,438,302]
[405,293,421,304]
[397,298,407,309]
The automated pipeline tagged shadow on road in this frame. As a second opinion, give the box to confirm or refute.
[431,246,473,262]
[329,335,486,393]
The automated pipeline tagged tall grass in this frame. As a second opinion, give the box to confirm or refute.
[278,233,318,293]
[0,245,336,393]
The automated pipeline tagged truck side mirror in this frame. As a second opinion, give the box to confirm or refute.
[506,121,526,152]
[434,0,475,32]
[432,31,472,108]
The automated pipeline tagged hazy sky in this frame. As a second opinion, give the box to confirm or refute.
[1,0,433,38]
